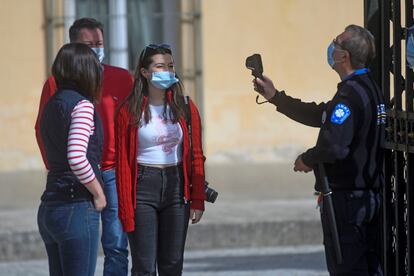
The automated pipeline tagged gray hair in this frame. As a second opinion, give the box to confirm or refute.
[341,24,376,69]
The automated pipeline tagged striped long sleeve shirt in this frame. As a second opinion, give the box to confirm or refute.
[67,100,96,185]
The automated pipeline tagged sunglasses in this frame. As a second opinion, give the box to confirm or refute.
[141,43,172,61]
[333,38,348,52]
[146,43,171,50]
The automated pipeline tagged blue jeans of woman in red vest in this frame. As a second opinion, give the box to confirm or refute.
[38,200,100,276]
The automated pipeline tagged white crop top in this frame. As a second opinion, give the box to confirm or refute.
[137,104,183,165]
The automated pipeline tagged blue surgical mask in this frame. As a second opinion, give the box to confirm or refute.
[407,27,414,69]
[150,71,179,89]
[327,42,335,68]
[91,47,105,63]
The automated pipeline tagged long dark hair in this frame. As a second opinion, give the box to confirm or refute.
[126,45,187,126]
[52,43,102,102]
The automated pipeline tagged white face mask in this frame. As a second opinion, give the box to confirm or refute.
[150,71,179,89]
[91,47,105,63]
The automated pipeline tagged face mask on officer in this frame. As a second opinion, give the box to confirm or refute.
[327,40,346,69]
[327,42,336,68]
[407,26,414,69]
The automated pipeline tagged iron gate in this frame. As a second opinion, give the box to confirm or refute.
[365,0,414,275]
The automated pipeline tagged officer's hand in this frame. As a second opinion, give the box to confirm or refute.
[253,75,277,100]
[294,155,313,173]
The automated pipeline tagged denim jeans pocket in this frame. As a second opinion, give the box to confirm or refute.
[46,204,75,237]
[137,167,148,183]
[87,201,98,211]
[64,202,99,240]
[137,173,144,183]
[87,203,100,228]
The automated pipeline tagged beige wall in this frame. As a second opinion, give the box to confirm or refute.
[201,0,363,163]
[0,0,363,171]
[0,0,46,170]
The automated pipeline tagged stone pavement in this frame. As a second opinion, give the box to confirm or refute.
[0,246,329,276]
[0,162,323,261]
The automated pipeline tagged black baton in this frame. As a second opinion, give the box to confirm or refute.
[318,163,343,264]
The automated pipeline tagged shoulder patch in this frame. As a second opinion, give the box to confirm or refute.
[330,103,351,124]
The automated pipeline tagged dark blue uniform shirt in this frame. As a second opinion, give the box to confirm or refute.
[270,71,385,191]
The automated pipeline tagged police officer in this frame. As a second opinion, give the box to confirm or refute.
[254,24,385,275]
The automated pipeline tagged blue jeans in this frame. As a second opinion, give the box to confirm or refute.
[128,165,190,276]
[38,200,100,276]
[101,169,129,276]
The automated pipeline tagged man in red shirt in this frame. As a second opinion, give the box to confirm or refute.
[35,18,133,276]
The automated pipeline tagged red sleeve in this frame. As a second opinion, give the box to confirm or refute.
[35,77,57,170]
[115,105,135,232]
[189,100,206,210]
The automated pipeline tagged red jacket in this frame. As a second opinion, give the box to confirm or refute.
[115,91,205,232]
[35,64,133,170]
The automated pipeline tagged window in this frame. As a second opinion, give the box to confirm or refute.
[45,0,202,105]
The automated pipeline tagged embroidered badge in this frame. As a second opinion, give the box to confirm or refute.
[330,103,350,124]
[377,104,386,125]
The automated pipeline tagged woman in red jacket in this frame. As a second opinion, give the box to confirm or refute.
[115,44,205,276]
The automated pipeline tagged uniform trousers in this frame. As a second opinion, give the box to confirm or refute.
[321,190,383,276]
